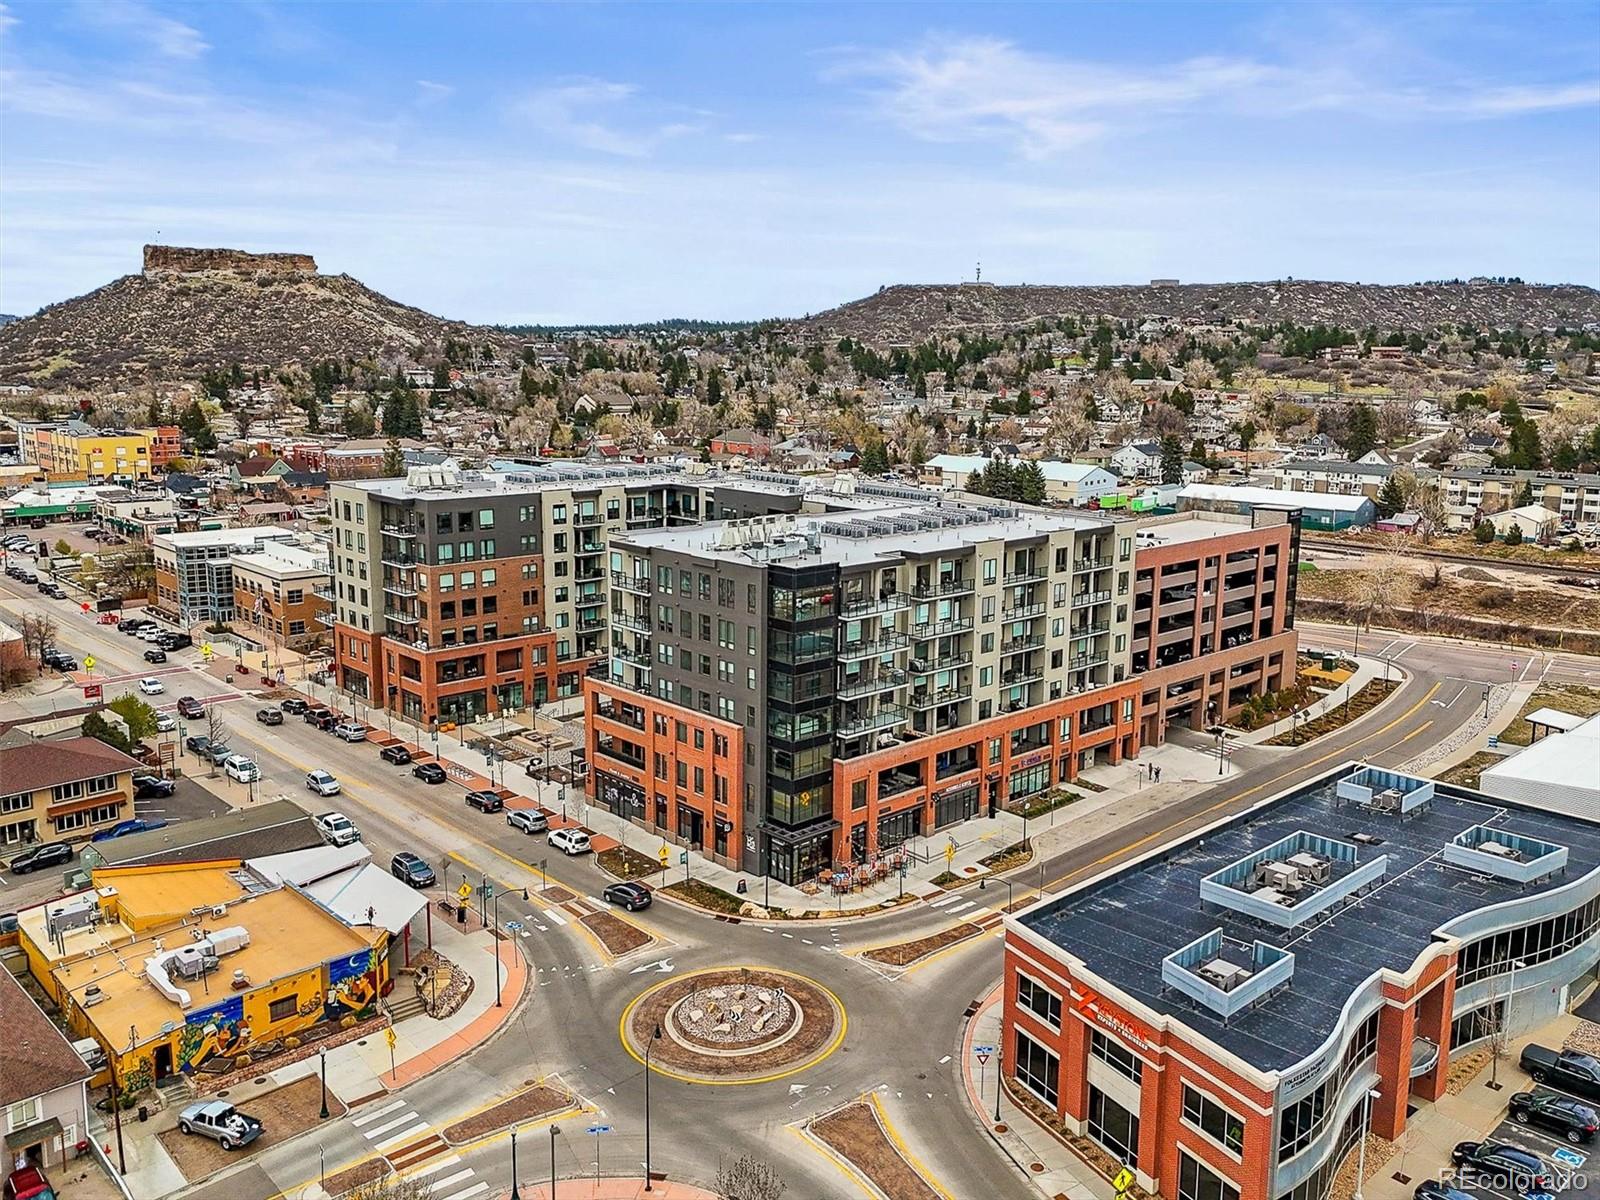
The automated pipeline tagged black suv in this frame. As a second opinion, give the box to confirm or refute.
[1509,1090,1600,1143]
[390,852,437,888]
[465,790,504,813]
[10,842,73,874]
[412,762,446,784]
[280,696,310,714]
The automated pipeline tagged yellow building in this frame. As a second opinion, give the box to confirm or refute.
[21,423,154,482]
[17,861,387,1087]
[0,734,143,851]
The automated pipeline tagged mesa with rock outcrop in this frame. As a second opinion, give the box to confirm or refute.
[0,245,510,387]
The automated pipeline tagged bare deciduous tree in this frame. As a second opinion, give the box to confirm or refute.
[19,613,57,661]
[345,1173,435,1200]
[716,1154,786,1200]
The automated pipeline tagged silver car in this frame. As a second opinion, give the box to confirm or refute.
[507,808,549,834]
[177,1101,263,1150]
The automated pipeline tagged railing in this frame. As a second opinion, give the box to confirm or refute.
[910,686,970,709]
[594,741,646,770]
[837,704,910,739]
[611,646,653,668]
[840,592,913,619]
[839,631,912,660]
[575,567,605,582]
[999,635,1044,656]
[1071,590,1112,608]
[575,593,606,608]
[611,572,652,594]
[380,552,418,568]
[1073,556,1113,571]
[1001,603,1045,621]
[911,617,973,640]
[912,578,975,598]
[1004,568,1046,586]
[576,616,607,632]
[610,610,652,634]
[1002,668,1044,686]
[909,651,972,674]
[1071,622,1111,638]
[381,524,417,539]
[382,580,419,598]
[313,583,335,601]
[878,772,925,800]
[574,511,605,527]
[315,610,334,626]
[1068,652,1109,670]
[576,542,605,557]
[837,670,908,700]
[382,608,420,624]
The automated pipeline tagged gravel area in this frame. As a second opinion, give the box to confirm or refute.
[1406,681,1516,773]
[673,983,794,1046]
[580,910,653,956]
[158,1076,344,1179]
[810,1102,941,1200]
[630,968,839,1080]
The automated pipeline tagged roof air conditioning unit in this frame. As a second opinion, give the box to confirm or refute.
[1196,960,1251,991]
[82,984,108,1007]
[211,904,227,918]
[1478,841,1520,860]
[231,970,250,990]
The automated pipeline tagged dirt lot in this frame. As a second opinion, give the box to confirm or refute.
[1434,751,1503,789]
[1300,559,1600,632]
[580,910,653,956]
[442,1083,572,1144]
[810,1101,941,1200]
[157,1076,345,1180]
[862,922,983,967]
[1497,683,1600,746]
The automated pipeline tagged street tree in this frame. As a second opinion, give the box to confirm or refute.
[380,438,407,478]
[18,613,57,661]
[108,694,160,744]
[716,1154,786,1200]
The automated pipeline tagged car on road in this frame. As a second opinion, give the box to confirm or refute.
[41,584,66,600]
[223,756,260,783]
[154,713,176,732]
[8,842,73,874]
[143,648,168,664]
[412,762,446,784]
[390,852,436,888]
[305,771,342,798]
[507,808,548,834]
[203,742,235,766]
[132,773,176,798]
[255,707,283,725]
[158,633,192,650]
[380,744,412,765]
[602,881,652,911]
[1450,1142,1555,1192]
[1520,1044,1600,1101]
[314,811,360,846]
[137,677,165,695]
[280,696,309,714]
[137,627,163,642]
[91,817,169,842]
[176,1101,263,1151]
[176,696,205,719]
[548,828,591,856]
[183,734,211,755]
[116,617,143,632]
[332,721,369,743]
[465,790,504,813]
[308,709,338,732]
[1509,1090,1600,1143]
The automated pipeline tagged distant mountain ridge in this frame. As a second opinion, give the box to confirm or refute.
[787,280,1600,342]
[0,245,511,387]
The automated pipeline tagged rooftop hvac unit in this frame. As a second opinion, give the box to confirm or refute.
[1258,862,1302,891]
[1196,960,1252,991]
[82,984,108,1008]
[1371,788,1404,811]
[211,904,227,919]
[1352,832,1384,846]
[1478,841,1522,860]
[1286,852,1332,883]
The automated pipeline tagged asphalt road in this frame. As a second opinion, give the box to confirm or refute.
[8,571,1600,1200]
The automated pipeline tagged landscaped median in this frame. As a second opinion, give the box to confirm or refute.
[442,1080,576,1144]
[1263,677,1400,746]
[806,1096,953,1200]
[859,919,989,968]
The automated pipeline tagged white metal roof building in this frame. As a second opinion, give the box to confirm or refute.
[1480,712,1600,821]
[1178,482,1376,530]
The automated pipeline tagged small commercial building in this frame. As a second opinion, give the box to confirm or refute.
[1178,483,1375,531]
[923,454,1121,506]
[0,733,144,852]
[1485,503,1560,542]
[229,540,332,653]
[151,525,299,625]
[1004,763,1600,1200]
[1479,711,1600,820]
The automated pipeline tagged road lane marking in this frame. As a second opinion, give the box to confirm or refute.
[439,1184,489,1200]
[425,1169,476,1190]
[405,1156,462,1179]
[363,1112,424,1139]
[373,1121,431,1149]
[350,1100,406,1126]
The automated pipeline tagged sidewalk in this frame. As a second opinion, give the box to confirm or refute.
[495,1184,719,1200]
[1406,674,1535,776]
[1231,654,1397,746]
[960,983,1112,1200]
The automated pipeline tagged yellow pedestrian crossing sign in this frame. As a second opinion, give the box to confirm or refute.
[944,841,956,865]
[1113,1168,1135,1196]
[457,881,472,900]
[658,845,669,866]
[83,654,96,670]
[384,1026,396,1049]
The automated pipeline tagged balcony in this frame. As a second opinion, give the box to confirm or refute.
[878,768,924,800]
[1001,602,1045,621]
[999,635,1044,656]
[576,593,606,609]
[1073,556,1113,572]
[1002,667,1044,686]
[381,551,418,568]
[1070,622,1111,638]
[838,704,911,739]
[595,739,646,771]
[1071,590,1112,609]
[910,686,970,709]
[908,651,971,674]
[839,631,912,661]
[912,578,974,599]
[837,670,909,700]
[313,582,335,601]
[576,541,605,557]
[611,646,653,670]
[574,511,605,527]
[382,579,419,598]
[576,615,607,632]
[381,524,418,539]
[840,592,913,620]
[575,567,605,583]
[315,610,334,627]
[1004,568,1046,586]
[382,608,420,625]
[911,617,973,640]
[611,572,652,595]
[611,610,652,634]
[1068,651,1109,670]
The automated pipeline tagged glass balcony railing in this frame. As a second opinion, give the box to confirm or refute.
[837,704,910,739]
[836,670,908,700]
[840,592,913,620]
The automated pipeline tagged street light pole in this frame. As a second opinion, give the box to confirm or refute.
[494,885,503,1008]
[994,1043,1003,1122]
[509,1124,520,1200]
[644,1022,661,1190]
[318,1048,328,1119]
[1353,1088,1380,1200]
[549,1123,560,1199]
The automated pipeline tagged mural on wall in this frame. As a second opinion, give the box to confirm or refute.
[327,947,380,1018]
[179,994,247,1072]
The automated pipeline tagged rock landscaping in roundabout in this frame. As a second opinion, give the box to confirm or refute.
[623,966,844,1083]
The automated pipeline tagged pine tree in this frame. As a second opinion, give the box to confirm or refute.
[1159,436,1184,485]
[1018,461,1047,504]
[1376,476,1405,519]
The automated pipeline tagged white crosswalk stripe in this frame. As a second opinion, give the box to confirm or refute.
[405,1156,462,1179]
[373,1121,430,1149]
[544,908,567,926]
[440,1183,489,1200]
[427,1169,476,1190]
[361,1112,419,1138]
[350,1100,406,1127]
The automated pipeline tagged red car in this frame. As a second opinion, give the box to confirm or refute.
[176,696,205,720]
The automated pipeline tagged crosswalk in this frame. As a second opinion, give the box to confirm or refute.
[926,893,978,916]
[352,1103,488,1200]
[351,1099,431,1149]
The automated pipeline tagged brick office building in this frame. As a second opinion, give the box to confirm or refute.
[1002,764,1600,1200]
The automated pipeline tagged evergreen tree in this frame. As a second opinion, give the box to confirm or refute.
[178,401,217,452]
[1376,476,1406,519]
[1190,437,1210,467]
[1159,436,1184,485]
[861,442,890,476]
[1473,520,1495,544]
[380,438,406,478]
[1343,404,1379,459]
[1018,461,1047,504]
[1514,480,1534,508]
[1504,523,1524,546]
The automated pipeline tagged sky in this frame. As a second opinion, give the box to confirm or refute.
[2,1,1598,325]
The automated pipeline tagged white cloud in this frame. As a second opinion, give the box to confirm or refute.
[1444,81,1600,116]
[0,3,19,35]
[415,79,454,104]
[73,0,209,59]
[511,77,707,157]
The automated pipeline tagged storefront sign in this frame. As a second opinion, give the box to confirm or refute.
[1078,991,1153,1051]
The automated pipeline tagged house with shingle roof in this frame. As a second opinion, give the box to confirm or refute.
[0,967,92,1182]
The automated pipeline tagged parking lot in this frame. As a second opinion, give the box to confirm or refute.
[1443,1082,1600,1200]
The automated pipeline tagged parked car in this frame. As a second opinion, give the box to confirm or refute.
[154,713,176,732]
[1509,1090,1600,1143]
[143,648,168,664]
[602,881,652,911]
[91,818,169,842]
[183,734,211,755]
[255,707,283,725]
[41,584,66,600]
[8,842,73,874]
[305,771,342,798]
[465,790,503,813]
[1521,1044,1600,1101]
[308,709,338,732]
[116,618,143,632]
[158,633,192,650]
[314,811,360,845]
[412,762,446,784]
[380,744,412,765]
[137,627,163,642]
[204,742,235,766]
[390,852,436,888]
[224,756,260,783]
[176,696,205,719]
[332,721,369,743]
[280,696,309,714]
[1413,1183,1474,1200]
[548,828,591,856]
[176,1101,263,1151]
[507,808,548,834]
[137,677,166,695]
[132,774,176,798]
[1450,1142,1555,1192]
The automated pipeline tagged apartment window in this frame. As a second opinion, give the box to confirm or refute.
[1016,974,1061,1028]
[552,504,567,523]
[482,568,496,585]
[479,509,495,528]
[1089,1030,1142,1083]
[983,557,998,584]
[0,793,29,814]
[1119,537,1133,561]
[1182,1085,1245,1155]
[718,578,735,608]
[981,597,995,622]
[693,766,705,794]
[269,995,299,1023]
[1177,1153,1239,1200]
[1013,1028,1059,1108]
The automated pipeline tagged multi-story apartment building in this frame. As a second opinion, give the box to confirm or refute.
[1130,511,1301,744]
[588,502,1145,881]
[151,526,299,625]
[18,421,154,482]
[0,733,144,850]
[230,541,332,653]
[140,424,182,470]
[1440,466,1600,524]
[1003,763,1600,1200]
[326,463,710,725]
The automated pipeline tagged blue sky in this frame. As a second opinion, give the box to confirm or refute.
[2,1,1597,324]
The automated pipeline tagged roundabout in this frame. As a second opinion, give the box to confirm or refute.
[620,965,846,1084]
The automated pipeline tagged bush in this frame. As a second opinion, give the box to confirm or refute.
[1473,521,1495,544]
[1504,525,1524,546]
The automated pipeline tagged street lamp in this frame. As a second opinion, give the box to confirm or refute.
[549,1123,560,1199]
[318,1048,328,1119]
[1483,686,1491,720]
[509,1122,521,1200]
[1352,1088,1381,1200]
[644,1022,662,1190]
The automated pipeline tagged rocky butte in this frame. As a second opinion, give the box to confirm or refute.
[142,244,318,276]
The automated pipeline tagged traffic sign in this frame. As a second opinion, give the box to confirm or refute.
[974,1044,993,1065]
[657,846,669,866]
[1113,1169,1136,1194]
[944,841,956,865]
[505,920,524,933]
[585,1124,612,1136]
[678,850,688,865]
[384,1027,397,1049]
[457,882,473,900]
[83,654,96,670]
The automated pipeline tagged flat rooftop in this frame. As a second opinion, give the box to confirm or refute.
[1136,514,1268,548]
[1019,766,1600,1072]
[338,462,704,501]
